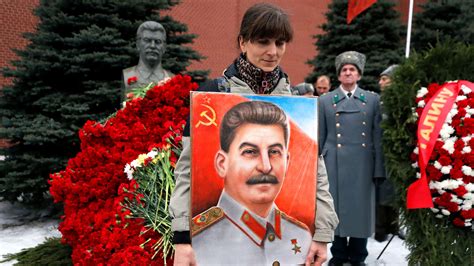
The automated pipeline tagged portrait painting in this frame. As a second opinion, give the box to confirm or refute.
[190,92,318,265]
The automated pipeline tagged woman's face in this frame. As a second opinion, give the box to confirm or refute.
[239,37,287,72]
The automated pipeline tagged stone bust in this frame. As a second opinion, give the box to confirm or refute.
[122,21,174,94]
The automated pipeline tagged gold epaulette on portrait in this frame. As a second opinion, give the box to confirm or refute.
[280,211,310,232]
[191,206,225,237]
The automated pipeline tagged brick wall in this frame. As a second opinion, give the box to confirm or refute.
[0,0,39,87]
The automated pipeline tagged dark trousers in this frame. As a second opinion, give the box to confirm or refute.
[330,236,368,264]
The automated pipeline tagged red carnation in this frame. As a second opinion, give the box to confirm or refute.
[437,155,452,166]
[127,76,138,85]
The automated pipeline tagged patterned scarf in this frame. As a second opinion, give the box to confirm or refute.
[236,54,281,94]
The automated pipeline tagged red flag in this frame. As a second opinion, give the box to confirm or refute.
[347,0,377,24]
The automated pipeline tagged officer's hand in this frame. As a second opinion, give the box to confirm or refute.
[305,241,327,266]
[173,244,197,266]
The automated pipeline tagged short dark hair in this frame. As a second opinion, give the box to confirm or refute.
[137,21,166,40]
[237,3,293,47]
[220,101,290,152]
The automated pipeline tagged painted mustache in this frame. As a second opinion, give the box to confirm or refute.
[246,174,279,185]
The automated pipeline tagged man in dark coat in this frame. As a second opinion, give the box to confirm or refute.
[318,51,385,266]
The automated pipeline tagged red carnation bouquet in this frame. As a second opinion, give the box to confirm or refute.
[411,82,474,228]
[49,75,197,264]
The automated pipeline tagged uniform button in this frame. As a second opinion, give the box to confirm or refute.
[362,121,366,125]
[337,144,342,148]
[268,233,275,242]
[242,213,249,221]
[336,113,340,117]
[362,103,366,105]
[337,134,341,138]
[362,143,366,147]
[336,123,340,127]
[272,261,280,266]
[362,132,366,136]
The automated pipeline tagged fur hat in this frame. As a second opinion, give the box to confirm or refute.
[380,64,399,78]
[335,51,366,75]
[292,82,314,95]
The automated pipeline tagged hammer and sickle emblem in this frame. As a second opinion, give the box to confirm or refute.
[195,104,217,128]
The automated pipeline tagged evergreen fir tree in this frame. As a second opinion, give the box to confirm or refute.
[382,41,473,266]
[0,0,207,204]
[411,0,474,53]
[306,0,404,93]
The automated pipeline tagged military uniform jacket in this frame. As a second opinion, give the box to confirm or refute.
[318,86,385,238]
[192,191,312,265]
[122,60,173,92]
[169,61,338,244]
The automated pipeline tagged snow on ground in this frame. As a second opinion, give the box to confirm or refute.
[0,201,409,265]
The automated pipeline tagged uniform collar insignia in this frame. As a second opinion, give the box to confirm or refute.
[354,89,367,102]
[218,191,281,246]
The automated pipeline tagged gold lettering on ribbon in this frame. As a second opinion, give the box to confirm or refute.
[195,104,217,128]
[419,87,454,149]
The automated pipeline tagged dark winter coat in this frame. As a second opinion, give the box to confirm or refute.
[318,86,385,238]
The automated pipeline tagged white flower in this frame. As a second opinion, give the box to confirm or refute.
[436,214,443,219]
[431,208,440,213]
[130,159,140,169]
[442,137,456,154]
[433,161,442,170]
[441,209,451,216]
[411,162,419,168]
[413,146,419,154]
[147,149,158,159]
[466,107,474,116]
[417,87,428,98]
[462,146,472,154]
[461,84,472,94]
[124,164,134,180]
[456,95,467,101]
[461,200,472,210]
[462,166,473,176]
[439,124,455,139]
[464,193,474,200]
[417,100,426,108]
[441,166,452,174]
[416,172,421,179]
[466,183,474,192]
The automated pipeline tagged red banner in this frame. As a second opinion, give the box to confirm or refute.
[406,81,468,209]
[347,0,377,24]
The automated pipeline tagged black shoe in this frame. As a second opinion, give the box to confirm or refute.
[350,262,366,266]
[328,258,348,266]
[374,232,388,242]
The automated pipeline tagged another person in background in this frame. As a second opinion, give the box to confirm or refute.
[169,3,338,266]
[375,64,400,242]
[292,82,315,96]
[315,75,331,96]
[122,21,173,95]
[318,51,385,266]
[378,64,398,92]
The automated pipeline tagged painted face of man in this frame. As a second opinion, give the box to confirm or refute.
[137,30,166,66]
[239,38,287,72]
[338,64,361,89]
[215,123,289,216]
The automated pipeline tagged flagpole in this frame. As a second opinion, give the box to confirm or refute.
[405,0,414,58]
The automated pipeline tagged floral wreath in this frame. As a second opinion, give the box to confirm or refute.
[411,82,474,228]
[49,75,196,264]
